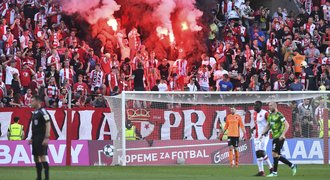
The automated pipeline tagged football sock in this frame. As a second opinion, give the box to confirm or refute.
[235,150,239,165]
[273,157,279,173]
[264,155,273,169]
[229,150,233,165]
[36,162,42,180]
[257,158,264,172]
[42,162,49,180]
[279,156,293,167]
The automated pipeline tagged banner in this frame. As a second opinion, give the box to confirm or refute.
[88,140,253,166]
[254,138,330,164]
[0,105,292,140]
[0,108,113,140]
[0,140,89,166]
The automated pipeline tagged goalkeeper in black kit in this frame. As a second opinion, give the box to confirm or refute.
[29,95,51,180]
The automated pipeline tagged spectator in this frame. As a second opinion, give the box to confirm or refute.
[151,79,160,91]
[158,58,170,80]
[70,52,83,78]
[36,66,45,88]
[23,88,32,107]
[187,77,198,92]
[158,78,168,92]
[298,99,315,137]
[44,76,59,108]
[105,67,119,95]
[273,74,288,91]
[100,53,111,74]
[11,73,20,95]
[3,89,21,107]
[2,59,19,88]
[19,29,30,50]
[93,93,107,108]
[218,74,233,91]
[292,51,306,74]
[289,76,304,91]
[133,63,145,91]
[58,88,68,108]
[20,63,35,92]
[229,59,242,90]
[59,60,74,86]
[73,74,89,96]
[301,61,318,90]
[291,101,301,137]
[90,63,104,94]
[47,48,61,71]
[2,27,14,54]
[86,48,99,73]
[304,42,320,66]
[214,63,228,90]
[198,65,211,91]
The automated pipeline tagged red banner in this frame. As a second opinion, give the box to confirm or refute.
[0,105,292,140]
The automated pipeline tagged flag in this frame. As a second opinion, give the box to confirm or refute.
[140,121,155,138]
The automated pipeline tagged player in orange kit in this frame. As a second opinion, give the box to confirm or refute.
[222,106,247,167]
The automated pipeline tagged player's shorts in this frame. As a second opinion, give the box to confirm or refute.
[254,136,269,151]
[32,137,48,156]
[227,136,239,148]
[272,138,285,155]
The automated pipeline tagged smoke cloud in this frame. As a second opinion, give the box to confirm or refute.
[61,0,120,24]
[61,0,206,60]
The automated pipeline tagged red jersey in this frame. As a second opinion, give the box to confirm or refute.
[3,33,14,49]
[23,57,35,69]
[20,69,32,87]
[73,82,89,95]
[23,93,32,107]
[101,59,111,74]
[14,56,22,71]
[36,71,45,87]
[50,32,62,47]
[0,24,6,38]
[48,6,61,24]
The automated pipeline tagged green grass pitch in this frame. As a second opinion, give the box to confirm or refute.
[0,165,329,180]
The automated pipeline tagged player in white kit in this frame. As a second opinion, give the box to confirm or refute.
[252,101,273,176]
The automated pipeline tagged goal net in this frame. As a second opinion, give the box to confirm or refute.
[105,92,329,166]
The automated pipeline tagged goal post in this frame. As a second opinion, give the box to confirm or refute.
[106,91,330,166]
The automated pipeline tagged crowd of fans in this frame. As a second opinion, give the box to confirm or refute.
[0,0,329,110]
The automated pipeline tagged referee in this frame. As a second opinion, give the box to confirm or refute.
[29,95,51,180]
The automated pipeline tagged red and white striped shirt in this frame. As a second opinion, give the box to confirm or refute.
[90,70,104,90]
[59,68,74,84]
[174,59,187,77]
[107,73,118,90]
[0,2,8,13]
[34,12,47,26]
[46,84,58,98]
